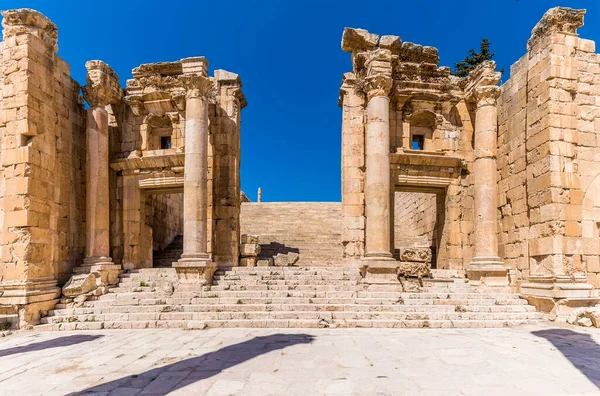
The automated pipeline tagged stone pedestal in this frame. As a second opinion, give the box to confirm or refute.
[360,260,400,285]
[520,276,600,318]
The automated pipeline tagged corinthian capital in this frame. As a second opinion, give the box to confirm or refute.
[365,74,393,100]
[179,75,215,100]
[528,7,585,49]
[471,86,501,108]
[82,60,123,108]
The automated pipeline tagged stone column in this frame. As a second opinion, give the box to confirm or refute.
[174,75,217,287]
[364,75,394,260]
[467,85,507,285]
[71,60,122,291]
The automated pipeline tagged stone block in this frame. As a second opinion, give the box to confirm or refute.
[257,258,273,267]
[400,247,432,263]
[273,252,299,267]
[240,257,257,267]
[240,243,260,257]
[62,272,101,297]
[240,234,259,244]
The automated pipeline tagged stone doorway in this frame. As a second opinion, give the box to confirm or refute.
[142,191,184,268]
[393,187,446,269]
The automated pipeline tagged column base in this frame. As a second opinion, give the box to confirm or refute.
[360,256,400,285]
[520,275,600,318]
[466,257,509,287]
[0,279,61,329]
[174,254,217,289]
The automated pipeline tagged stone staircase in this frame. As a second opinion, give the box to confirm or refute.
[37,267,543,330]
[240,202,342,266]
[152,235,183,268]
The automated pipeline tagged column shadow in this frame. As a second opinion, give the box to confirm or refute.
[0,334,103,358]
[532,328,600,388]
[70,333,314,395]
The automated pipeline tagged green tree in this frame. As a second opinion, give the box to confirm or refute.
[453,38,501,78]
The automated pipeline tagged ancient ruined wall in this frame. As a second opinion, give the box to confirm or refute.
[145,193,183,251]
[497,55,530,278]
[394,192,437,240]
[0,10,86,325]
[497,7,600,292]
[575,36,600,288]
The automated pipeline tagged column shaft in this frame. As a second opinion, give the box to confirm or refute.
[84,107,112,264]
[181,96,210,260]
[471,103,502,264]
[365,95,393,258]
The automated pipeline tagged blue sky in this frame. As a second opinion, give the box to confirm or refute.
[2,0,599,202]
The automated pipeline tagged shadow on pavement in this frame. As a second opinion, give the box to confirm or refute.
[0,334,103,358]
[532,328,600,388]
[71,333,314,395]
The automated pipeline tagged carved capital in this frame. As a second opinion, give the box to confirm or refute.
[528,7,585,49]
[124,95,145,116]
[471,86,501,108]
[365,74,393,100]
[179,75,215,100]
[82,60,123,108]
[1,9,58,52]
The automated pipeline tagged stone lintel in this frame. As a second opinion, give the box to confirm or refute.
[110,152,185,171]
[1,8,58,52]
[390,151,465,169]
[528,7,585,50]
[181,56,209,76]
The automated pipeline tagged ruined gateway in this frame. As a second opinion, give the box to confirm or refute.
[1,7,600,330]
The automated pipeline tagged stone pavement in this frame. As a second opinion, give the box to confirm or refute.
[0,324,599,395]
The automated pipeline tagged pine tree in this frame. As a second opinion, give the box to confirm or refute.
[453,38,499,78]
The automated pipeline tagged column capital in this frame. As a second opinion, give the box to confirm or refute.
[1,9,58,52]
[528,7,585,50]
[470,85,501,109]
[82,60,123,108]
[179,75,215,100]
[365,74,393,101]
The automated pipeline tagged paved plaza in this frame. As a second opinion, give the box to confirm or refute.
[0,324,599,395]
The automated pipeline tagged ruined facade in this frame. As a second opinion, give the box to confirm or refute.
[0,9,245,327]
[0,7,599,329]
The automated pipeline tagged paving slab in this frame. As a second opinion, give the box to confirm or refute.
[0,324,599,395]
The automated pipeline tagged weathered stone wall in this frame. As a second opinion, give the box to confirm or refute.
[145,193,183,251]
[0,10,86,326]
[240,202,342,266]
[498,7,600,294]
[497,55,530,277]
[394,192,437,241]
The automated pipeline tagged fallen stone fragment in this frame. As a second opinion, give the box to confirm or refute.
[273,252,300,267]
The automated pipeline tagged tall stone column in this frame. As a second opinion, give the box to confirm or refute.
[364,75,394,259]
[70,61,122,291]
[467,84,507,285]
[174,75,217,287]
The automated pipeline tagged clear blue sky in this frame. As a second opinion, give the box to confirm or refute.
[3,0,599,202]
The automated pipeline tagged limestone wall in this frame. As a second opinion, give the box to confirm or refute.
[0,9,86,306]
[394,192,438,241]
[145,194,183,251]
[497,7,600,290]
[497,54,530,277]
[240,202,342,266]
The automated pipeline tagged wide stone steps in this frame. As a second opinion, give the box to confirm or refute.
[45,304,536,316]
[40,311,540,325]
[98,290,526,300]
[37,266,543,330]
[36,318,537,331]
